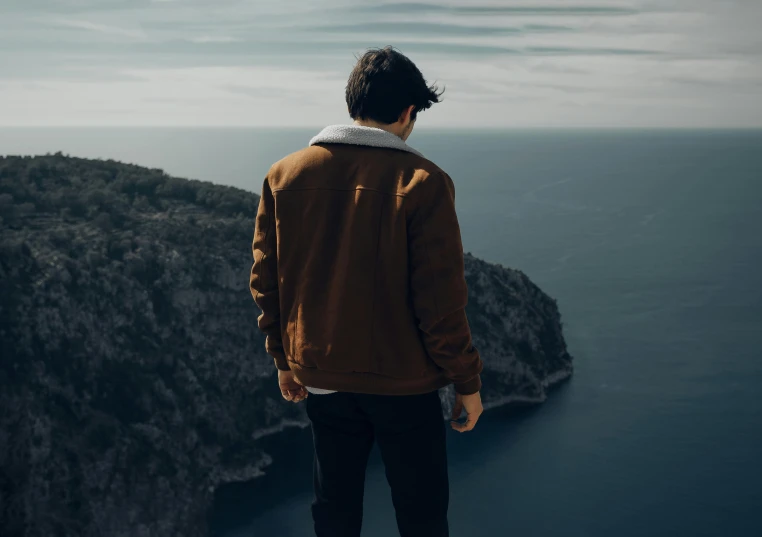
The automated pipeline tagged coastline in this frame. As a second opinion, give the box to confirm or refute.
[247,365,575,446]
[208,368,574,534]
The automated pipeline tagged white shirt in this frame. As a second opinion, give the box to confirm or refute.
[306,386,338,395]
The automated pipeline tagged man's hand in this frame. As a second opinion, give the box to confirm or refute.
[278,370,308,403]
[450,391,483,432]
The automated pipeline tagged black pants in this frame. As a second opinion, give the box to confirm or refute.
[304,389,449,537]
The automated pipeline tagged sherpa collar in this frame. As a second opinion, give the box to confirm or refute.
[309,124,424,158]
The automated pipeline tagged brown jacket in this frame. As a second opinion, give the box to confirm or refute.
[250,125,483,395]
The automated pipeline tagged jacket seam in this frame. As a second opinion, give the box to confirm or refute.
[291,209,301,361]
[367,196,385,372]
[254,183,272,306]
[255,182,282,364]
[273,186,408,198]
[416,174,468,376]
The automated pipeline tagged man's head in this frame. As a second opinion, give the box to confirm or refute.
[346,46,443,141]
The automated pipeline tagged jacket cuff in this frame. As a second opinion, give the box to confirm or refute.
[454,374,481,395]
[274,357,291,371]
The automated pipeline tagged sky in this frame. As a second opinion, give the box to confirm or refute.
[1,0,761,128]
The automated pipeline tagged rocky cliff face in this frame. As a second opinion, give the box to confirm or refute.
[0,154,572,537]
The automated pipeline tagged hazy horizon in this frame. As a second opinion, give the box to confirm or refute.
[3,126,762,132]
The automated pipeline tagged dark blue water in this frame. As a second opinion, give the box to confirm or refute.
[2,129,761,536]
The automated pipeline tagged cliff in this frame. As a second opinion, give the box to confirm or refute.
[0,154,572,537]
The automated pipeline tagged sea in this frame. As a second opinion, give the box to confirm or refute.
[2,128,761,537]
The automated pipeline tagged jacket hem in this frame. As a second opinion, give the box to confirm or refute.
[290,362,452,396]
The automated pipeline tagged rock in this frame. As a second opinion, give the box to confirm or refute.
[0,155,572,537]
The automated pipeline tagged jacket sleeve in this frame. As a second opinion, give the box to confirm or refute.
[250,176,289,371]
[407,171,483,395]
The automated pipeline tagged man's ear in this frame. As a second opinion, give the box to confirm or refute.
[398,105,415,124]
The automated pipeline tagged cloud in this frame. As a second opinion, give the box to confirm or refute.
[0,0,760,126]
[523,24,576,33]
[315,22,523,36]
[187,36,242,44]
[13,37,658,61]
[1,0,149,14]
[356,3,640,16]
[53,19,147,40]
[525,46,658,56]
[313,21,576,36]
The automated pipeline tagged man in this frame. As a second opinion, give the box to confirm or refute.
[250,46,484,537]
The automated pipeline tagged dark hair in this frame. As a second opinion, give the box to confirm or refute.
[346,46,443,124]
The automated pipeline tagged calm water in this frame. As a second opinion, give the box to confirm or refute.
[2,129,761,536]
